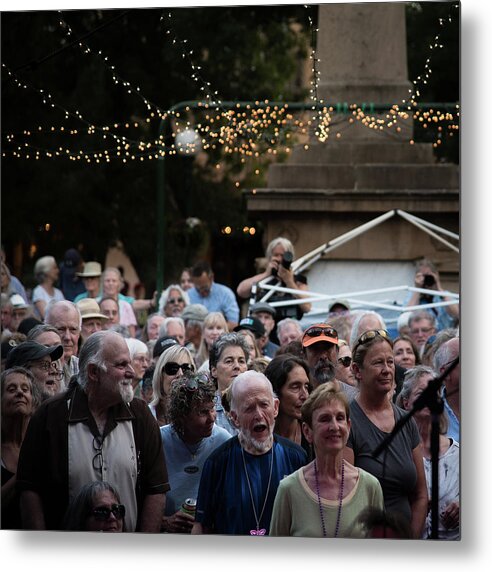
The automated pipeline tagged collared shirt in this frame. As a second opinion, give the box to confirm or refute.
[442,387,460,442]
[16,380,169,530]
[188,282,239,323]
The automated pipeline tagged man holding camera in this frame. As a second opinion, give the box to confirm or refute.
[236,237,312,325]
[405,258,459,331]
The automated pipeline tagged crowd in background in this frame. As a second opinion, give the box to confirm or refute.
[0,239,459,539]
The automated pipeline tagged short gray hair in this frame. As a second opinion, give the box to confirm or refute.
[396,365,436,408]
[265,237,294,260]
[349,311,387,349]
[433,337,459,372]
[408,310,436,329]
[159,316,185,338]
[33,255,56,283]
[229,370,274,412]
[45,300,82,329]
[276,317,303,339]
[208,332,250,372]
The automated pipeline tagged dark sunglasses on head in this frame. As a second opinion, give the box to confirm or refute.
[184,373,210,391]
[338,356,352,367]
[304,326,337,339]
[91,503,126,521]
[167,297,184,305]
[353,329,393,353]
[164,362,194,376]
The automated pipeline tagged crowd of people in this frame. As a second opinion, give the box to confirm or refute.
[1,241,460,539]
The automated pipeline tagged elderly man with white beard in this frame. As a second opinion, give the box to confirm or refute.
[191,370,307,536]
[302,323,358,402]
[16,330,169,532]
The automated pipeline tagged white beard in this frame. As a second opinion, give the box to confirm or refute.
[240,428,274,454]
[119,383,134,403]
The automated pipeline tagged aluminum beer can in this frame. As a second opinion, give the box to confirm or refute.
[181,498,197,517]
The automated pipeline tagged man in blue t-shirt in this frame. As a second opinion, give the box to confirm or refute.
[192,370,307,536]
[188,261,239,330]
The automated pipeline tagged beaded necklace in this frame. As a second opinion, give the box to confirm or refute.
[241,443,275,536]
[314,458,345,538]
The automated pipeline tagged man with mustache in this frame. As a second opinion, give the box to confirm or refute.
[192,370,306,535]
[302,323,358,401]
[16,330,169,532]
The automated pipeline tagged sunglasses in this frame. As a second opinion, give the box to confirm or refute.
[338,356,352,367]
[304,326,338,339]
[167,297,184,305]
[91,503,126,521]
[164,362,194,376]
[353,329,393,353]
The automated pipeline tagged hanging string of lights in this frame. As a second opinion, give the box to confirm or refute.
[2,5,459,163]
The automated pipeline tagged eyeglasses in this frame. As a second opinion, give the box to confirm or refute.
[91,503,126,521]
[31,360,53,371]
[92,436,104,473]
[167,297,184,305]
[410,326,434,335]
[164,362,194,376]
[304,326,338,339]
[338,356,352,367]
[353,329,393,353]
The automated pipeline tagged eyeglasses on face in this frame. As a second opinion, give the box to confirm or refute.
[338,356,352,367]
[304,326,337,339]
[91,503,126,521]
[353,329,393,353]
[164,362,194,376]
[167,297,184,305]
[410,326,434,335]
[30,360,53,371]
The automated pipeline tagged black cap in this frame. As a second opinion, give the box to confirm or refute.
[5,341,64,369]
[249,302,276,317]
[17,317,43,336]
[234,316,266,339]
[153,336,179,359]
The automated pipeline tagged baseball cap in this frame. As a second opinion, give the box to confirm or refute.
[301,323,338,348]
[9,294,30,309]
[328,299,351,313]
[250,302,276,317]
[182,304,209,322]
[153,336,179,359]
[234,316,266,339]
[5,341,64,369]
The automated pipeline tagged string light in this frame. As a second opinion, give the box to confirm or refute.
[2,6,459,165]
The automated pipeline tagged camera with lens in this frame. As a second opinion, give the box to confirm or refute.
[422,274,435,288]
[272,252,293,277]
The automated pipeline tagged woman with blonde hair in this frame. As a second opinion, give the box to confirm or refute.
[149,344,195,426]
[195,311,228,371]
[32,255,65,320]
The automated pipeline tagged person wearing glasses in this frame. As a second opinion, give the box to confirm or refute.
[149,343,195,426]
[335,340,356,390]
[5,340,64,402]
[16,330,169,532]
[125,338,150,400]
[158,284,189,318]
[63,481,126,532]
[160,373,231,533]
[408,310,437,356]
[344,329,428,539]
[301,324,358,402]
[396,366,460,539]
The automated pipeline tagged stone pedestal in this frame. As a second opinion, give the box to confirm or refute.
[245,3,459,292]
